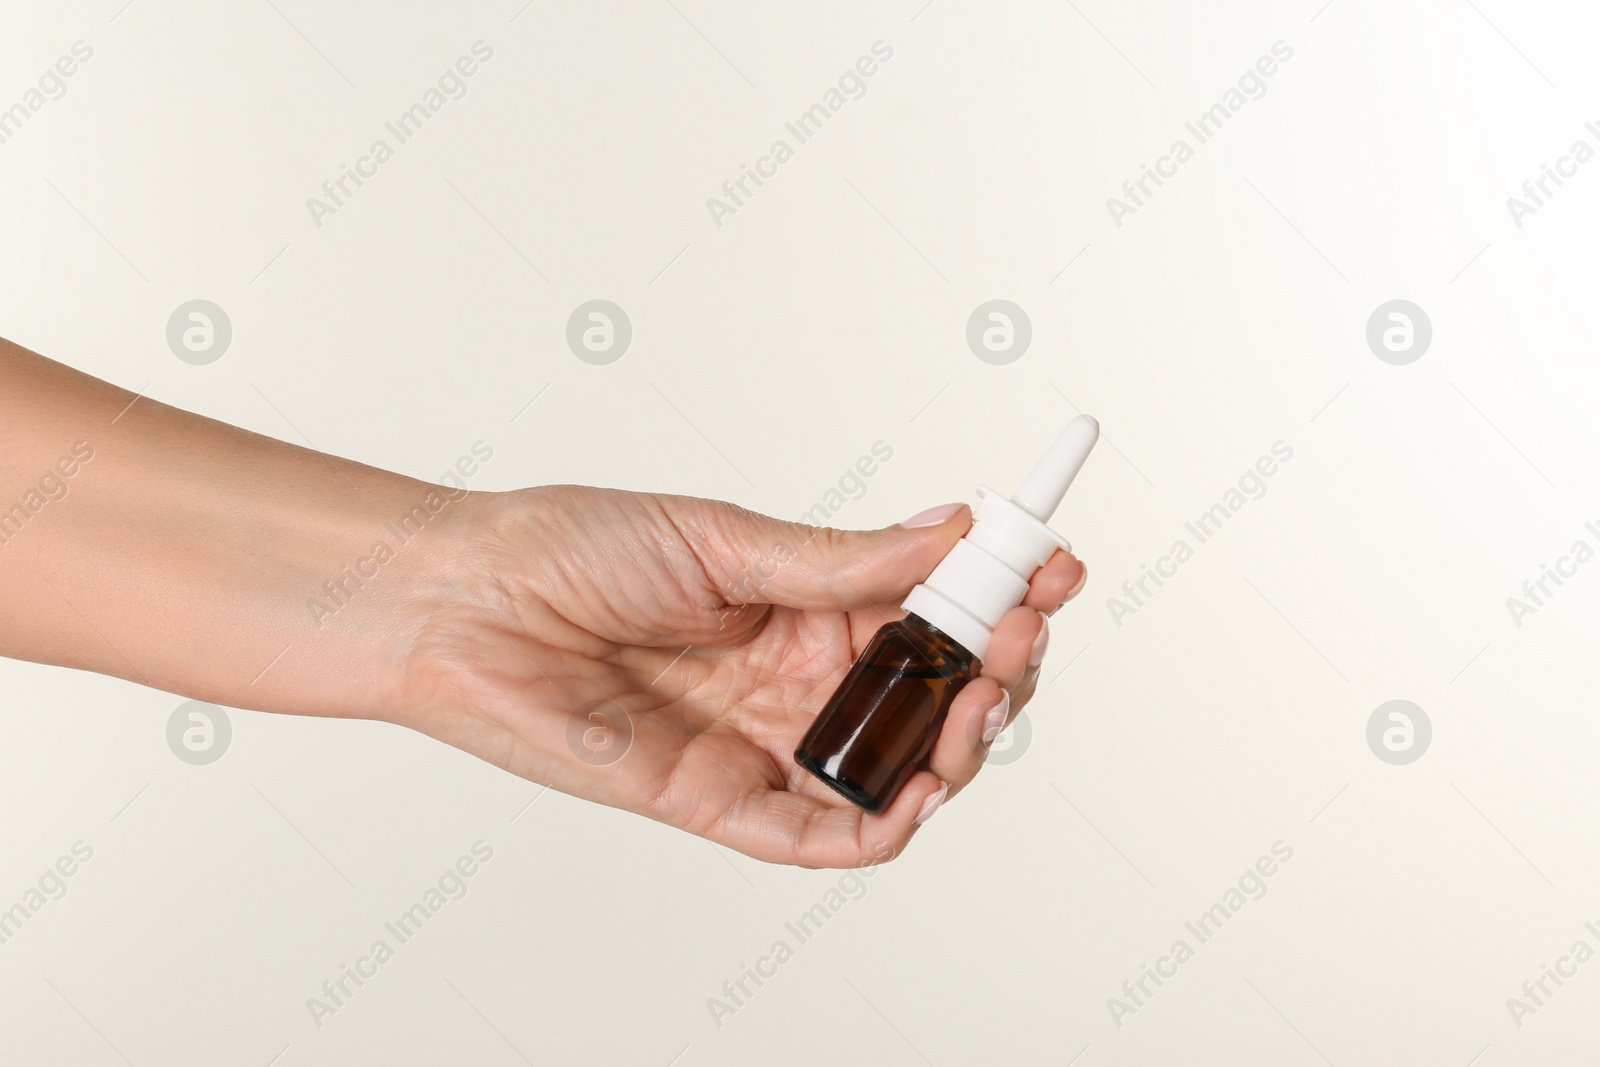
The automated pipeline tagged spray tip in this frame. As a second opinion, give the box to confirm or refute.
[1009,414,1099,522]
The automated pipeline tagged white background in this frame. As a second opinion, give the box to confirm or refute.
[2,0,1599,1063]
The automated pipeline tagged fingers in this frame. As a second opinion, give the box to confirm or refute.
[1023,548,1087,614]
[674,520,1094,867]
[922,601,1036,794]
[925,553,1087,799]
[707,771,949,868]
[983,604,1046,692]
[927,675,1008,797]
[664,495,971,611]
[771,554,1088,826]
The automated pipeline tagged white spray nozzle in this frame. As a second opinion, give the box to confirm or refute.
[900,413,1101,661]
[1010,414,1100,522]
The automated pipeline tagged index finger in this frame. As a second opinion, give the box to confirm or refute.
[1023,548,1085,613]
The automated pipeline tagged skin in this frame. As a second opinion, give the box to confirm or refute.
[0,337,1087,868]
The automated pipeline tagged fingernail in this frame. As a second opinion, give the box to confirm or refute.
[981,689,1012,745]
[1065,565,1088,600]
[1028,617,1050,669]
[900,503,964,529]
[914,782,949,824]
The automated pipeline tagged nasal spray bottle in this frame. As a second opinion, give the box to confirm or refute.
[795,415,1100,813]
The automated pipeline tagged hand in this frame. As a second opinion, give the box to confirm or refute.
[398,486,1088,868]
[0,341,1088,870]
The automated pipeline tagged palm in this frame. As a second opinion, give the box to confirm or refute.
[407,486,1077,867]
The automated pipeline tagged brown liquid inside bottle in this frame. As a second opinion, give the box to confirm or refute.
[794,613,980,813]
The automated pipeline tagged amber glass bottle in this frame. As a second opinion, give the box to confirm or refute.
[795,613,980,813]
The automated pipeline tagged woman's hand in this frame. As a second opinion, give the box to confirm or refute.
[0,339,1086,869]
[397,486,1088,868]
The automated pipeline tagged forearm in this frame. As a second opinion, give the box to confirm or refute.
[0,337,468,720]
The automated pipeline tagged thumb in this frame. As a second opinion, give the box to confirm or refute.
[669,498,970,611]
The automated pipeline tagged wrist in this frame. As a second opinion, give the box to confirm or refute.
[236,476,503,727]
[372,486,571,748]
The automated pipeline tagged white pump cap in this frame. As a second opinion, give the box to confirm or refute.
[900,414,1098,662]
